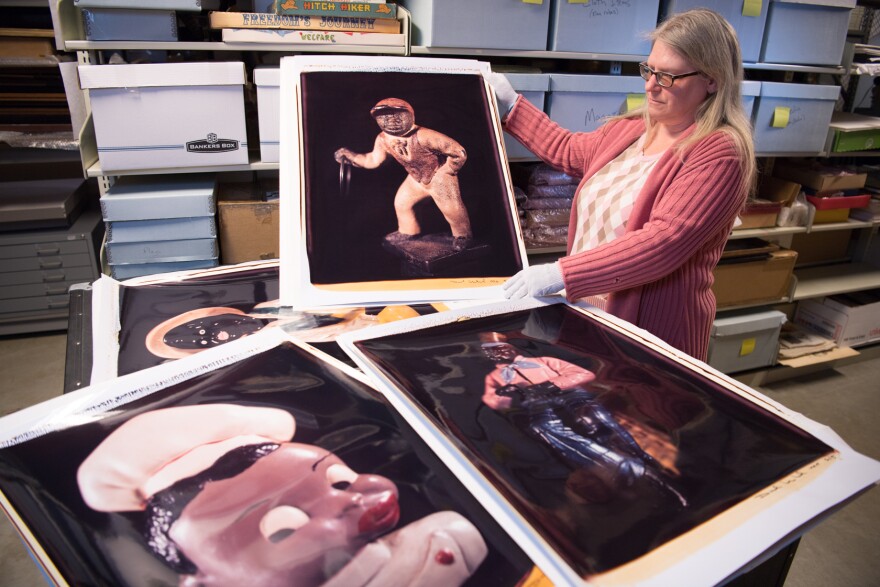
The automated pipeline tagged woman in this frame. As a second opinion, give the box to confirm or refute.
[490,9,755,361]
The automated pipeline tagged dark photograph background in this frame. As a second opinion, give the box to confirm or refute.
[299,70,523,284]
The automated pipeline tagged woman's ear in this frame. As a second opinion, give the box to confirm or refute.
[707,78,718,95]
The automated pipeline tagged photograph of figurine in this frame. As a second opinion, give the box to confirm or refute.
[77,404,489,586]
[91,262,448,381]
[0,331,538,586]
[280,56,526,308]
[338,300,880,586]
[334,97,473,253]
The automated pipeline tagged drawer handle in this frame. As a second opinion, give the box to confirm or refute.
[43,272,65,283]
[48,300,69,309]
[36,245,61,256]
[39,260,63,269]
[46,286,68,296]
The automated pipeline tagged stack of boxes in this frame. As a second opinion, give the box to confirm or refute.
[100,175,219,280]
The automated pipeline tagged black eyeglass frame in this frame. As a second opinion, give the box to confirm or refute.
[638,62,702,88]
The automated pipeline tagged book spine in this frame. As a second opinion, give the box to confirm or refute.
[273,1,397,20]
[208,12,400,33]
[222,28,404,47]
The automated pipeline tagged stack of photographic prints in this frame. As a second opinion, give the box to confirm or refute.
[0,55,878,587]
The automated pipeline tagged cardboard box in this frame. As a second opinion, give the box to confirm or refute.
[761,0,856,66]
[735,199,782,230]
[772,160,866,194]
[753,82,840,154]
[403,0,551,50]
[217,182,279,264]
[712,247,797,308]
[254,67,280,164]
[79,62,248,172]
[549,0,660,55]
[664,0,768,63]
[546,74,645,134]
[505,73,550,161]
[81,8,178,42]
[758,175,801,206]
[789,230,852,265]
[708,310,787,373]
[795,290,880,347]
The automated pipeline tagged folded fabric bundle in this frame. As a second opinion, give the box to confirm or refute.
[527,183,578,199]
[521,196,574,210]
[529,163,580,186]
[523,224,568,247]
[524,208,571,228]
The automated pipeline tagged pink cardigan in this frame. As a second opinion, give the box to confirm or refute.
[504,99,747,360]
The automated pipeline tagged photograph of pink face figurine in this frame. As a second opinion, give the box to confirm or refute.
[78,404,488,587]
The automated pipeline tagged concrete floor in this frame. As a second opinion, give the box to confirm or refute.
[0,331,877,586]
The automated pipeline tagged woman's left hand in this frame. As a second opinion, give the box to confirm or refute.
[502,263,564,299]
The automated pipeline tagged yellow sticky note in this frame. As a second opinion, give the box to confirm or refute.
[522,0,544,4]
[740,338,756,356]
[772,106,790,128]
[742,0,762,17]
[568,0,588,4]
[626,94,646,112]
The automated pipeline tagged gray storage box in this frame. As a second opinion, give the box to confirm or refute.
[100,175,216,221]
[109,258,219,280]
[82,8,178,42]
[546,74,646,134]
[504,73,550,161]
[708,310,787,373]
[760,0,856,66]
[550,0,659,55]
[106,216,216,243]
[105,238,218,265]
[662,0,769,63]
[402,0,551,50]
[752,82,840,154]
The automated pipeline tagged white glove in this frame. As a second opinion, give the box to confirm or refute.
[502,262,564,299]
[485,71,519,115]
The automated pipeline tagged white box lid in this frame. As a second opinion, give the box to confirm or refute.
[712,310,787,337]
[79,62,246,90]
[760,81,841,101]
[254,67,280,87]
[741,80,761,97]
[550,74,645,94]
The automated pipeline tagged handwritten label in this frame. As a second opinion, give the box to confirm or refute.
[577,0,633,17]
[739,337,756,356]
[771,106,790,128]
[742,0,762,17]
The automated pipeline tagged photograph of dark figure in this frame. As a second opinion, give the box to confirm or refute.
[480,333,687,508]
[297,68,523,285]
[345,303,835,579]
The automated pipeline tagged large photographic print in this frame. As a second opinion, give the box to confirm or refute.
[279,56,526,308]
[0,330,539,586]
[339,300,880,586]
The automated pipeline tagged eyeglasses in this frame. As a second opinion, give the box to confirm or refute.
[639,62,701,88]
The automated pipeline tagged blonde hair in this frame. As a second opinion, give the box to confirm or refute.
[626,9,756,197]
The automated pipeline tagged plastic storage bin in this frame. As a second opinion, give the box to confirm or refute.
[708,310,787,373]
[546,74,646,134]
[742,80,761,120]
[760,0,856,66]
[504,73,550,161]
[401,0,551,51]
[254,67,280,164]
[79,62,248,172]
[549,0,660,55]
[662,0,769,63]
[752,82,840,154]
